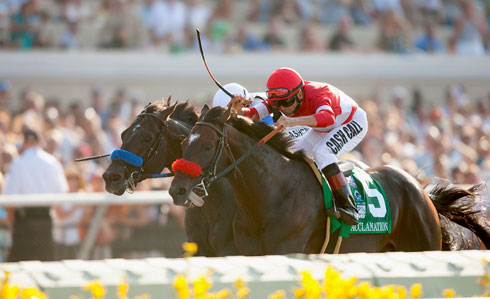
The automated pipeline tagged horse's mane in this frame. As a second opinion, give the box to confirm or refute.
[144,99,199,127]
[202,106,306,161]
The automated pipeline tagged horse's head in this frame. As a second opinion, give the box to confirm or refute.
[103,97,197,195]
[169,105,234,206]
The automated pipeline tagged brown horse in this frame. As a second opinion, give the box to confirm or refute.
[102,99,238,256]
[169,106,486,255]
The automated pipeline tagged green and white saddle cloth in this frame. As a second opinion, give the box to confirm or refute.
[323,167,391,238]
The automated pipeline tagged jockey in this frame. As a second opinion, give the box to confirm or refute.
[233,67,368,225]
[213,83,274,125]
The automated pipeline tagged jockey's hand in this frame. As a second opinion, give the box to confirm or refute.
[228,94,247,116]
[275,114,296,128]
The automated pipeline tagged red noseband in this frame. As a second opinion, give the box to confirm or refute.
[172,158,202,178]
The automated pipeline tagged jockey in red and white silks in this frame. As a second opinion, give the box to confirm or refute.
[234,67,368,225]
[248,81,367,168]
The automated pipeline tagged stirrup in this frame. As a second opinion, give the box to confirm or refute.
[338,208,359,226]
[326,208,341,219]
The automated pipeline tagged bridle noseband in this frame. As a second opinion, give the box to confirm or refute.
[191,121,236,197]
[191,121,260,197]
[119,112,186,192]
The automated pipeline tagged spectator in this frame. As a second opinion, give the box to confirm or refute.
[298,22,324,52]
[82,168,116,259]
[414,20,444,53]
[206,0,233,53]
[262,16,286,50]
[146,0,187,51]
[186,0,211,30]
[59,21,81,50]
[90,84,106,117]
[9,0,43,49]
[247,0,273,23]
[372,0,404,18]
[350,0,373,25]
[98,0,145,49]
[51,166,86,260]
[0,80,11,110]
[377,9,412,53]
[451,0,488,56]
[234,26,268,52]
[0,172,13,263]
[318,0,351,26]
[329,16,356,52]
[62,0,92,23]
[3,128,68,261]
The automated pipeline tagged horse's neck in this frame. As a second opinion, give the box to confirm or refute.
[225,128,300,210]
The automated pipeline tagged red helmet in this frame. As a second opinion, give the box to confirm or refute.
[266,67,304,100]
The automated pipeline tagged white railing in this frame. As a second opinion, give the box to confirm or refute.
[0,190,174,259]
[0,190,172,207]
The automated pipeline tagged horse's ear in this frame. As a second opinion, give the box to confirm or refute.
[198,104,209,121]
[163,102,177,121]
[220,103,232,122]
[166,95,172,106]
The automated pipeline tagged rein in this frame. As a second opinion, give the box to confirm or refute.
[190,121,271,197]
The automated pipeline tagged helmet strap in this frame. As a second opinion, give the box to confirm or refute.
[291,96,302,115]
[290,88,303,115]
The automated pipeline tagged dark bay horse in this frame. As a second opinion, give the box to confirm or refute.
[169,106,485,255]
[102,98,238,256]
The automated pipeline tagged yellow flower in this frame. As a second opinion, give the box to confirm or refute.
[173,275,189,299]
[182,242,198,258]
[236,287,250,299]
[234,277,246,291]
[299,271,322,299]
[397,286,407,299]
[410,284,422,299]
[83,280,106,299]
[118,276,129,299]
[0,283,20,299]
[214,288,231,299]
[268,290,285,299]
[193,275,212,297]
[293,287,305,299]
[443,288,456,298]
[20,287,47,299]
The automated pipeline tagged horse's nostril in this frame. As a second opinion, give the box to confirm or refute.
[110,173,122,181]
[177,188,187,196]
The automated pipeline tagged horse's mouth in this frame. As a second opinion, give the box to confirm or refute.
[105,181,128,196]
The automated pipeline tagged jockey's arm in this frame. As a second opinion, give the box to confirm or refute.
[276,114,317,128]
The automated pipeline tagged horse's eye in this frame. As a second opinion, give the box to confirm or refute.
[144,137,153,142]
[204,144,213,150]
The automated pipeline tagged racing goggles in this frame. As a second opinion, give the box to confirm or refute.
[276,95,298,107]
[266,83,302,99]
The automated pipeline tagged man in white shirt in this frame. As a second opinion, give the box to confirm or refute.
[3,129,68,261]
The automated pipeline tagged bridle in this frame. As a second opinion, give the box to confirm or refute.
[191,121,259,197]
[117,112,187,193]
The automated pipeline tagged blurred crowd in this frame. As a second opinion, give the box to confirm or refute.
[0,80,186,262]
[0,77,489,261]
[0,0,489,55]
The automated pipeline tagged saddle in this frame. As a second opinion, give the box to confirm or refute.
[304,158,354,185]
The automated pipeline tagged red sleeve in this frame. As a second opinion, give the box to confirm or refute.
[313,110,335,127]
[305,82,337,128]
[243,107,258,118]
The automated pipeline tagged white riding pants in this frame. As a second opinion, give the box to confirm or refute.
[285,107,368,170]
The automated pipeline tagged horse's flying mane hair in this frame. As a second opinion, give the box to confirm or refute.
[143,98,199,127]
[202,106,306,161]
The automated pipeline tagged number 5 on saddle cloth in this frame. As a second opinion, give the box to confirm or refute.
[323,166,391,238]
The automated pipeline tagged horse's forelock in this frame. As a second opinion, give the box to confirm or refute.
[143,99,198,126]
